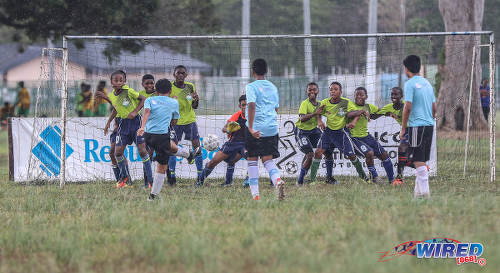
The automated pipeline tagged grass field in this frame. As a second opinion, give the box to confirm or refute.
[0,124,499,272]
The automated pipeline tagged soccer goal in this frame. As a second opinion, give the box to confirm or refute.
[9,32,496,186]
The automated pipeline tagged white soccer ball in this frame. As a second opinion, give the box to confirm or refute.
[203,134,219,151]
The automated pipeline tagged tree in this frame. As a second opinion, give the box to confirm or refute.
[437,0,487,131]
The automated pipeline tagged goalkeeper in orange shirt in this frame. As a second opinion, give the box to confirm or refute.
[199,95,247,186]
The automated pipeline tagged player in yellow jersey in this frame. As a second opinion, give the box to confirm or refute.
[15,81,30,117]
[346,87,394,184]
[309,82,368,183]
[138,74,157,188]
[167,65,203,186]
[97,70,153,188]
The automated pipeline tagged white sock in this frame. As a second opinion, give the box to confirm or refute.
[414,175,422,198]
[264,159,281,186]
[151,172,166,195]
[175,147,190,158]
[416,165,430,196]
[248,160,259,197]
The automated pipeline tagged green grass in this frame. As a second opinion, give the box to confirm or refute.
[0,126,499,272]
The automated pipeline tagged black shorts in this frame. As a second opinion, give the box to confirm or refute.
[408,126,433,163]
[144,132,172,165]
[245,132,280,159]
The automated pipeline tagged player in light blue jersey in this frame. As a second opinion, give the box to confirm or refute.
[245,58,284,201]
[137,79,199,201]
[400,55,436,199]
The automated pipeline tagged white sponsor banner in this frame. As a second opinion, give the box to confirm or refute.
[11,116,436,182]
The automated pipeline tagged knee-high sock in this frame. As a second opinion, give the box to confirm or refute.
[195,155,203,181]
[264,160,280,186]
[142,155,153,186]
[151,172,166,195]
[397,155,407,177]
[168,156,177,178]
[112,165,120,181]
[367,165,378,178]
[351,158,367,180]
[116,155,128,180]
[310,158,321,182]
[201,163,214,183]
[225,164,235,184]
[298,168,307,184]
[325,159,334,178]
[382,158,395,182]
[248,160,259,197]
[415,165,430,197]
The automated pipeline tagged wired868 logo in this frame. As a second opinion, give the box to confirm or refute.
[31,125,74,177]
[378,238,486,266]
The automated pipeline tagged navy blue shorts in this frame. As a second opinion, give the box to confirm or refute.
[318,128,355,157]
[352,134,387,157]
[220,141,245,163]
[110,130,117,144]
[294,127,321,154]
[173,122,200,143]
[115,116,145,146]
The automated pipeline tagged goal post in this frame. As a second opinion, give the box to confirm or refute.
[15,31,496,186]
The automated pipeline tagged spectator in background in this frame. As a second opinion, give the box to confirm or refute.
[76,83,94,117]
[0,102,15,129]
[479,78,490,121]
[15,81,30,117]
[94,80,109,116]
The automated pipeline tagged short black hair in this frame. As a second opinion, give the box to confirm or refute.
[142,74,154,82]
[355,86,367,95]
[391,86,403,95]
[174,65,187,73]
[239,94,246,104]
[307,82,318,88]
[110,70,127,81]
[155,79,172,94]
[329,81,342,91]
[403,55,421,74]
[252,58,267,76]
[98,80,106,86]
[18,81,24,88]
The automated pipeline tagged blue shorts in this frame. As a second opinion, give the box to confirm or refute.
[110,130,117,144]
[294,127,321,154]
[173,122,200,143]
[400,128,409,145]
[318,128,355,157]
[352,134,387,157]
[220,141,245,163]
[115,116,145,146]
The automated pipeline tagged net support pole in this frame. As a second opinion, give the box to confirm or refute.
[489,33,496,183]
[303,0,313,81]
[463,45,476,178]
[60,37,69,188]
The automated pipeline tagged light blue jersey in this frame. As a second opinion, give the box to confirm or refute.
[144,96,179,134]
[245,80,279,137]
[404,76,435,127]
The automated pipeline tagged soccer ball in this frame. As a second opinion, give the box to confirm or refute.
[203,134,219,151]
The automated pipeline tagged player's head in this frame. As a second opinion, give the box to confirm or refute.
[481,77,489,86]
[239,94,247,115]
[354,87,367,106]
[391,87,403,103]
[329,81,342,99]
[142,74,155,93]
[173,65,187,83]
[97,80,106,89]
[18,81,24,88]
[110,70,126,90]
[252,58,267,76]
[403,55,421,76]
[155,79,172,95]
[306,82,319,100]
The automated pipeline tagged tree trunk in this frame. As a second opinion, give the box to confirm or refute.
[437,0,487,131]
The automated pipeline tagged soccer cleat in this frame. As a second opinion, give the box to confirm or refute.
[194,181,203,187]
[242,176,250,188]
[392,178,404,185]
[187,147,201,164]
[220,182,233,187]
[253,195,260,200]
[116,177,129,188]
[167,176,177,186]
[275,178,285,201]
[296,180,304,187]
[325,176,338,185]
[147,193,157,201]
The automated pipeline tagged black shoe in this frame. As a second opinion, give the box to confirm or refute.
[167,176,176,186]
[195,181,203,187]
[187,147,201,164]
[326,176,338,185]
[147,193,156,201]
[220,182,233,187]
